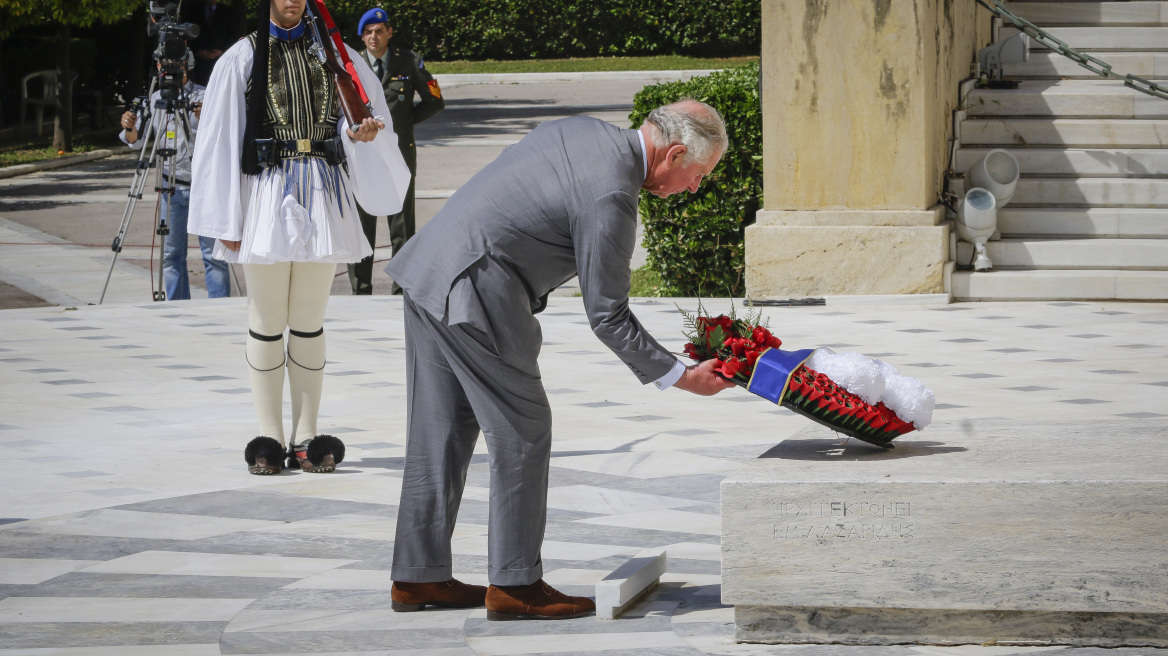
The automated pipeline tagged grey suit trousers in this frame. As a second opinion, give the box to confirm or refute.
[392,292,552,586]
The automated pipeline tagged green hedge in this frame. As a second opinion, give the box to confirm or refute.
[326,0,759,60]
[629,63,762,297]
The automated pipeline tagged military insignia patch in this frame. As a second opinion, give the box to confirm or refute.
[428,79,442,99]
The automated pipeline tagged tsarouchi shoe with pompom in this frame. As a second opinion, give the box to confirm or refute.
[244,436,285,475]
[289,434,345,473]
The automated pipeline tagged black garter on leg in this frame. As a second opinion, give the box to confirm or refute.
[245,436,285,475]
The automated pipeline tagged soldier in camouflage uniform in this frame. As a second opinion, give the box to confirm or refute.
[347,7,445,295]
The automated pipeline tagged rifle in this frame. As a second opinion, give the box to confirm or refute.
[304,0,374,127]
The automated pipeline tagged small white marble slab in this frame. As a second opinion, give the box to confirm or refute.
[0,596,253,623]
[597,548,667,619]
[0,558,101,584]
[466,631,688,655]
[80,550,355,578]
[0,509,281,541]
[0,646,223,656]
[224,608,468,632]
[546,484,698,514]
[576,509,722,536]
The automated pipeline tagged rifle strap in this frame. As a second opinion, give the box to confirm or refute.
[311,0,372,106]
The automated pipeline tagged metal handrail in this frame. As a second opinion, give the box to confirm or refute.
[975,0,1168,100]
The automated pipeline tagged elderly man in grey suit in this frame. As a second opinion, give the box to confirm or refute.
[384,100,735,620]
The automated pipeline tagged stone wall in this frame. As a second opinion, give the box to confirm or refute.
[746,0,992,297]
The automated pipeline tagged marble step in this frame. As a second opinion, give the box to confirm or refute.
[960,118,1168,147]
[951,268,1168,300]
[980,237,1168,269]
[955,148,1168,177]
[966,81,1168,118]
[995,207,1168,237]
[1004,52,1168,79]
[949,177,1168,207]
[1005,1,1168,26]
[1001,26,1168,50]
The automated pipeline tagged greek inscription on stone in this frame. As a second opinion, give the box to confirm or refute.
[771,501,913,540]
[772,501,910,518]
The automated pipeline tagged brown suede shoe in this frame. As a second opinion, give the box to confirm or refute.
[391,578,487,612]
[485,579,596,620]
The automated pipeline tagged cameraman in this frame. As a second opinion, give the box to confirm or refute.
[119,55,230,300]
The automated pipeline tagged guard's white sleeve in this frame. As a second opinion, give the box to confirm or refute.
[188,39,252,242]
[338,44,410,216]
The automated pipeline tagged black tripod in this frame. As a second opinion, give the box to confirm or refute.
[99,76,194,304]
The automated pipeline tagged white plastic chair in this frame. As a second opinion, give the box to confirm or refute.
[21,70,78,136]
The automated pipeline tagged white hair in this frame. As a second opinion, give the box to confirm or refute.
[645,99,728,165]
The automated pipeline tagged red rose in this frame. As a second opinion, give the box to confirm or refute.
[746,349,761,367]
[751,326,773,346]
[724,337,747,358]
[683,343,700,360]
[721,358,743,378]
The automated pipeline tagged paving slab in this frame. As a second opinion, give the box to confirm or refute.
[1,295,1165,653]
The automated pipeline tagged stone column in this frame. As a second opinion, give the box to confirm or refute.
[746,0,991,298]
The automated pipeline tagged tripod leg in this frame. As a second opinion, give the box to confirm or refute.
[230,263,244,297]
[99,134,158,304]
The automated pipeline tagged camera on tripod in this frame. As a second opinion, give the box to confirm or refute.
[147,2,200,101]
[100,1,204,304]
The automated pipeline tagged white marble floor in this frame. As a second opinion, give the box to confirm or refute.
[1,296,1166,655]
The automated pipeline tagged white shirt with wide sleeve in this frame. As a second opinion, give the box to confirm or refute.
[188,37,409,264]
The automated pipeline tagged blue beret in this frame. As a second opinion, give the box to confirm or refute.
[358,8,389,35]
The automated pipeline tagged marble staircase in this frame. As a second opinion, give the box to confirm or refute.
[950,1,1168,300]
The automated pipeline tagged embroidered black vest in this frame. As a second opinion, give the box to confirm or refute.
[246,28,340,160]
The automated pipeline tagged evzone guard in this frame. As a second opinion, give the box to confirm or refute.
[189,0,409,474]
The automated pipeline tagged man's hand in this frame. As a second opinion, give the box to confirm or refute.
[346,117,384,143]
[121,110,139,143]
[220,239,240,252]
[192,102,202,121]
[673,358,737,396]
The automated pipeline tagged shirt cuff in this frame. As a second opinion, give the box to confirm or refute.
[652,359,687,391]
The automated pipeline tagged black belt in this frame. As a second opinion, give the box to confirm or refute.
[255,136,347,168]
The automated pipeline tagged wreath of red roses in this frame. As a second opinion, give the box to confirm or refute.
[681,308,914,447]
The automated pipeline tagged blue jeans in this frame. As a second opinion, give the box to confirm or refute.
[161,186,230,300]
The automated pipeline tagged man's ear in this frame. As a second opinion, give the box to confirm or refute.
[666,144,688,166]
[387,26,394,40]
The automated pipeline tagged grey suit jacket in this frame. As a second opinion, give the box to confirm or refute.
[385,116,677,384]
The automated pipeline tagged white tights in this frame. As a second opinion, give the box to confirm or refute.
[243,261,336,449]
